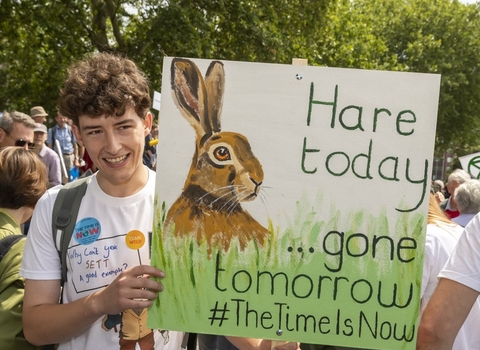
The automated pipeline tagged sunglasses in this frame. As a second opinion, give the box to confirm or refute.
[15,139,35,148]
[1,127,35,148]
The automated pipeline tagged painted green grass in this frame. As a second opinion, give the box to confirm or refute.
[148,193,426,350]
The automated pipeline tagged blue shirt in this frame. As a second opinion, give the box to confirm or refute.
[47,125,76,154]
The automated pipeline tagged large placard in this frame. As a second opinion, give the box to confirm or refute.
[459,151,480,178]
[148,57,440,349]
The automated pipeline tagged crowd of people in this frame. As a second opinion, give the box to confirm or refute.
[0,53,297,350]
[2,51,480,350]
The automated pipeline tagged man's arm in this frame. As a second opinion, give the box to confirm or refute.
[22,265,164,346]
[416,278,479,350]
[49,153,62,186]
[46,128,53,149]
[73,141,81,167]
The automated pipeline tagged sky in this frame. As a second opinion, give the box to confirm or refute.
[459,0,478,4]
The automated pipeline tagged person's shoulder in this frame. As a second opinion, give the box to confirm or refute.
[43,146,60,158]
[464,213,480,230]
[37,185,63,208]
[0,210,19,232]
[2,235,26,263]
[0,234,25,283]
[147,167,156,186]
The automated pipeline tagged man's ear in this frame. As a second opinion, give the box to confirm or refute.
[144,112,153,137]
[71,125,84,147]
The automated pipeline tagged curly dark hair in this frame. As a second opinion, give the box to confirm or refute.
[58,52,151,126]
[0,147,47,209]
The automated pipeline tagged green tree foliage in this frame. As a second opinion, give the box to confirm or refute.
[0,0,332,119]
[0,0,479,154]
[314,0,480,153]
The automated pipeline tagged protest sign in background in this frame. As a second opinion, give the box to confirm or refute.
[148,57,440,349]
[459,151,480,179]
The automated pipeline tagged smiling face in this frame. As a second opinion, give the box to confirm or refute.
[31,131,47,153]
[55,113,69,128]
[72,108,152,197]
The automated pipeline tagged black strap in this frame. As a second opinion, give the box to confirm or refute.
[0,235,24,261]
[182,332,190,348]
[52,176,91,285]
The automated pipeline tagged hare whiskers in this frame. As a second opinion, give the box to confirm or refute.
[224,186,252,217]
[196,186,235,208]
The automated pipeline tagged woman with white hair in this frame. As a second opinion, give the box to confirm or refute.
[452,179,480,227]
[441,169,472,219]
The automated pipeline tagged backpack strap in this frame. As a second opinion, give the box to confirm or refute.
[0,235,24,262]
[52,176,91,285]
[50,126,56,149]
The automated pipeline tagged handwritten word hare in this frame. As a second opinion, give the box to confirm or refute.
[164,58,269,251]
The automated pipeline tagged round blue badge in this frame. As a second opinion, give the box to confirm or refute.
[73,217,101,245]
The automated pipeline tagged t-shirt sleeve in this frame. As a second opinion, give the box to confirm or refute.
[439,215,480,292]
[421,235,434,297]
[19,188,62,280]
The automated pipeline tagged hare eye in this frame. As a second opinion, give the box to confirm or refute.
[214,146,231,161]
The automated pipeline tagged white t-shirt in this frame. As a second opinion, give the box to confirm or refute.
[421,222,463,307]
[20,169,185,350]
[437,215,480,350]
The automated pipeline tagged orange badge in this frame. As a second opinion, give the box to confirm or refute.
[125,230,146,250]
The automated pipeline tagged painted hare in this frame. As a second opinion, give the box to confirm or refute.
[164,58,269,251]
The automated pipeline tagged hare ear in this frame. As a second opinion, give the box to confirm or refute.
[171,58,212,138]
[205,61,225,133]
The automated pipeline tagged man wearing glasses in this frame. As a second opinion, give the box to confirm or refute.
[0,110,35,149]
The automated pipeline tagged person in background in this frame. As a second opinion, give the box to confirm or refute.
[431,179,446,204]
[419,192,480,349]
[143,128,157,170]
[151,122,158,139]
[47,112,80,183]
[198,335,239,350]
[417,200,480,348]
[80,149,97,176]
[30,106,48,125]
[451,179,480,227]
[0,147,47,350]
[0,111,35,150]
[30,123,62,187]
[440,169,471,219]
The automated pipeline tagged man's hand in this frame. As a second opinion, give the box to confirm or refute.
[433,191,445,204]
[88,265,165,316]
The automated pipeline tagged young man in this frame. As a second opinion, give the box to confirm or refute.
[20,53,297,350]
[0,111,35,150]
